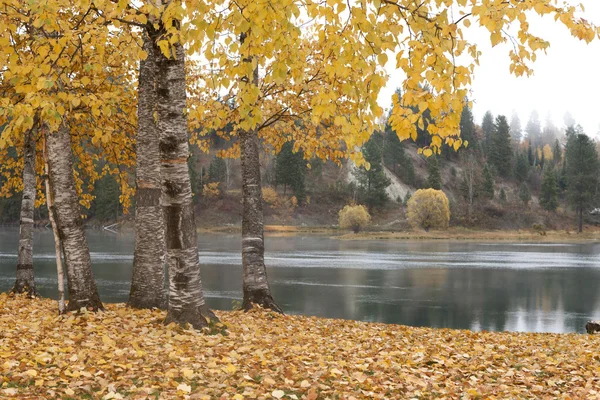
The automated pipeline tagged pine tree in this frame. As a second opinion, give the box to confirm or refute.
[354,134,391,210]
[482,163,494,199]
[459,101,476,146]
[509,112,522,147]
[525,110,542,147]
[527,141,534,166]
[382,123,404,173]
[514,153,529,183]
[519,183,532,205]
[275,141,307,203]
[539,167,559,211]
[208,155,227,183]
[565,128,599,232]
[553,139,562,165]
[499,188,507,202]
[489,115,512,177]
[482,111,494,152]
[427,155,442,190]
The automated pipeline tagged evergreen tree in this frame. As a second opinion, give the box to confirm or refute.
[489,115,512,177]
[539,167,559,211]
[427,155,442,190]
[553,139,562,166]
[509,111,522,146]
[208,155,227,183]
[88,174,120,222]
[499,188,507,202]
[482,111,494,151]
[540,151,545,170]
[519,183,532,205]
[565,128,599,232]
[514,153,529,183]
[525,110,542,147]
[382,123,403,173]
[482,164,494,199]
[527,140,534,166]
[275,141,307,203]
[354,134,391,210]
[381,122,415,185]
[459,101,476,146]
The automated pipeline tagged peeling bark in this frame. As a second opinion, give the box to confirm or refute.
[158,43,214,328]
[43,131,65,314]
[12,125,37,297]
[129,33,167,310]
[238,32,281,313]
[47,123,103,312]
[240,130,282,313]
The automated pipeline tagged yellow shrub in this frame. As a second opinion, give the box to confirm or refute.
[203,182,221,198]
[338,204,371,233]
[262,187,279,206]
[406,189,450,231]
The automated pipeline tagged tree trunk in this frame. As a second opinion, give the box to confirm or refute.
[129,34,167,309]
[47,122,103,312]
[579,206,583,233]
[12,125,37,297]
[240,130,282,313]
[158,43,214,328]
[43,132,65,314]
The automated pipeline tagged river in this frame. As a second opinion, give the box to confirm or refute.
[1,228,599,333]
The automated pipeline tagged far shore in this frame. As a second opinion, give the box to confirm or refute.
[197,224,600,242]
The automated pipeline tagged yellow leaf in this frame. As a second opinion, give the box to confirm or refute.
[177,383,192,393]
[272,390,285,399]
[224,364,236,373]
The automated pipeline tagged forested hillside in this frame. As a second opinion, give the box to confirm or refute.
[3,104,597,233]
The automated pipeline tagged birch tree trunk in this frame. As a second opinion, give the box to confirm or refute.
[239,130,282,313]
[47,122,103,311]
[158,43,214,328]
[239,33,281,312]
[12,125,37,297]
[129,34,166,309]
[43,132,65,314]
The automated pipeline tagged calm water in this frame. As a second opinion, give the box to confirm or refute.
[1,228,600,333]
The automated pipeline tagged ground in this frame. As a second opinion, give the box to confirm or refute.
[2,295,600,399]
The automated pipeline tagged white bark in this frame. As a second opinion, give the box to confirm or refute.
[43,130,65,314]
[130,33,167,309]
[158,43,214,328]
[47,122,103,312]
[12,124,37,297]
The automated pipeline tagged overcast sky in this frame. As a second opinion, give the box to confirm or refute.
[379,1,600,137]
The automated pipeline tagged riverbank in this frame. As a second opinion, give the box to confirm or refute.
[199,224,600,242]
[1,294,599,398]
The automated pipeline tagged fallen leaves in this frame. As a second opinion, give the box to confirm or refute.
[2,293,600,398]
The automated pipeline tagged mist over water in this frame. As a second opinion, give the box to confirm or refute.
[1,228,600,333]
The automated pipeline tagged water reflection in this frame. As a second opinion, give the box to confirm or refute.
[1,228,599,333]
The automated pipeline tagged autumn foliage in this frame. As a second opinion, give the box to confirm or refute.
[338,204,371,233]
[3,294,600,399]
[407,189,450,231]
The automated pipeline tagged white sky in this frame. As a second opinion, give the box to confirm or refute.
[379,1,600,137]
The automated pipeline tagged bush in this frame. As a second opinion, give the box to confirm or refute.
[338,204,371,233]
[203,182,221,198]
[406,189,450,231]
[262,187,279,206]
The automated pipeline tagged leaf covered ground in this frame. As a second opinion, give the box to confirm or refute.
[1,294,600,399]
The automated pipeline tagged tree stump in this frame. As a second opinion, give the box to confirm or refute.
[585,321,600,334]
